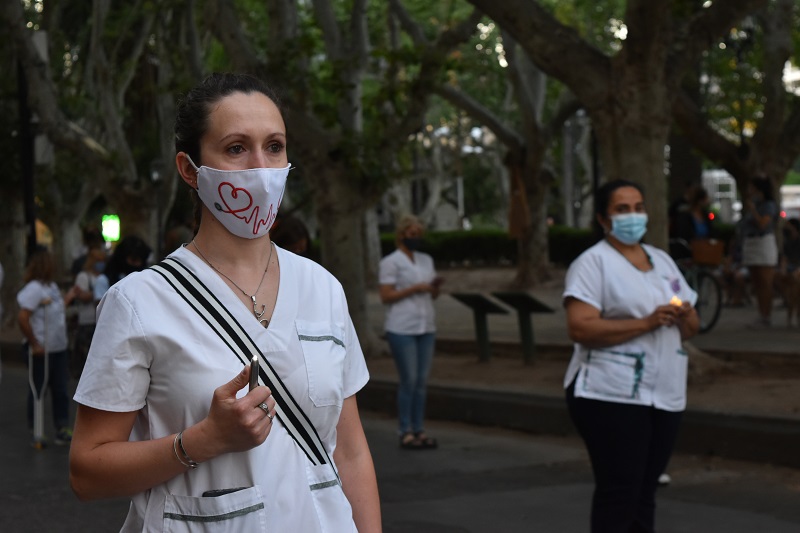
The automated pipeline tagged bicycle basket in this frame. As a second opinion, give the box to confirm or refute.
[690,238,724,266]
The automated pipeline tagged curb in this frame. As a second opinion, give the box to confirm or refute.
[436,338,800,369]
[359,379,800,469]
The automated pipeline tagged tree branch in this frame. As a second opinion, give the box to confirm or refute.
[750,0,793,156]
[435,84,524,151]
[0,0,111,164]
[673,0,769,78]
[349,0,370,63]
[390,9,482,139]
[464,0,610,109]
[312,0,342,62]
[204,0,262,72]
[672,91,750,180]
[388,0,428,46]
[544,96,583,140]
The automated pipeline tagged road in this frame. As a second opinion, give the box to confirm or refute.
[0,364,798,532]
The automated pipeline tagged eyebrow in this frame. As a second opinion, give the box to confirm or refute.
[217,131,286,144]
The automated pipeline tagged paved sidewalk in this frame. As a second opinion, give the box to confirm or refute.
[361,267,800,468]
[366,267,800,360]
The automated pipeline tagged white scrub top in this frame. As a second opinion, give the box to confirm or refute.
[17,280,69,353]
[75,245,369,532]
[379,249,437,335]
[562,240,697,412]
[74,271,99,326]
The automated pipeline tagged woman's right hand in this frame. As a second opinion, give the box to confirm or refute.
[647,304,681,330]
[29,341,45,357]
[70,365,277,501]
[411,282,434,294]
[195,366,275,458]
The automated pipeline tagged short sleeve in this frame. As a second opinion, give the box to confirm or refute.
[563,251,604,311]
[378,254,398,286]
[75,271,91,292]
[73,286,153,412]
[17,282,43,311]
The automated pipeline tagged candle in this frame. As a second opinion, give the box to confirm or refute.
[670,295,682,307]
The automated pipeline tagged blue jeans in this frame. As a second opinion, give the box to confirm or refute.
[386,331,436,435]
[26,349,71,431]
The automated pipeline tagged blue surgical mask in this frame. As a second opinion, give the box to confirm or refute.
[93,261,105,273]
[610,213,648,245]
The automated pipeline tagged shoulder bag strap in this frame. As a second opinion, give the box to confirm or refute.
[150,258,339,482]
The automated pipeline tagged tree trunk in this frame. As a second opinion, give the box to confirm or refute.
[313,166,382,357]
[591,103,672,250]
[0,197,28,327]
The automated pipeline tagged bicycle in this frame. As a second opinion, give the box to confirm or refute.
[668,238,723,334]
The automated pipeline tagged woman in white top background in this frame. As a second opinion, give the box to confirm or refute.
[69,73,381,532]
[563,179,699,532]
[64,247,107,379]
[379,215,442,449]
[17,248,73,445]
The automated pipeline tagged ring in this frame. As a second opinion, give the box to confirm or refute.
[258,402,269,414]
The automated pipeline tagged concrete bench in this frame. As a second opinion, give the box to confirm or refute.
[449,292,509,362]
[491,291,555,365]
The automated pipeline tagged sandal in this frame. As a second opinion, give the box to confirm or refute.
[399,432,425,450]
[414,431,438,449]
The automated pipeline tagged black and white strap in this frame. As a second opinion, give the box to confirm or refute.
[151,257,338,481]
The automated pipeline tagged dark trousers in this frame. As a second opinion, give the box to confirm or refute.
[566,379,682,533]
[27,349,71,431]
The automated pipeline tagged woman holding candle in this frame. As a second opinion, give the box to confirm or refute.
[562,179,699,532]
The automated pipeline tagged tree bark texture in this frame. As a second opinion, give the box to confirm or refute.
[465,0,769,250]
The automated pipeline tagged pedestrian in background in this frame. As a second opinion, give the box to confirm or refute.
[379,214,442,449]
[563,179,699,532]
[64,247,107,378]
[103,235,152,285]
[17,248,73,446]
[271,213,311,256]
[740,175,779,329]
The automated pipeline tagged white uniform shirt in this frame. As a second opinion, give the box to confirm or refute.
[17,280,69,353]
[379,249,437,335]
[74,271,98,326]
[562,240,697,412]
[75,246,369,532]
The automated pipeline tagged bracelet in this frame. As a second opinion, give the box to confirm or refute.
[173,431,199,469]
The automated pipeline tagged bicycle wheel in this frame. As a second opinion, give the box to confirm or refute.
[694,270,722,333]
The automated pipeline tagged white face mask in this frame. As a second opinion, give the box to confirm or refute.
[186,155,291,239]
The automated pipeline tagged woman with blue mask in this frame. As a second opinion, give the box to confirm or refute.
[379,214,443,449]
[69,73,381,532]
[562,179,700,533]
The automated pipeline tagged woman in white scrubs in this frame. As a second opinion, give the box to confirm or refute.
[563,180,699,533]
[70,73,381,532]
[379,215,441,449]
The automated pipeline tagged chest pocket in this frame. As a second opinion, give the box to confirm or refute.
[296,320,346,407]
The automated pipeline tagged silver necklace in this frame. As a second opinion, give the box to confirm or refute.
[192,240,274,327]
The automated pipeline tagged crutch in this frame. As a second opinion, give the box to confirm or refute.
[28,299,50,450]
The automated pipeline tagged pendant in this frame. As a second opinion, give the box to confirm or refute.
[251,295,269,327]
